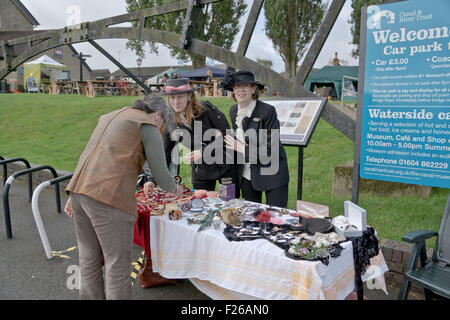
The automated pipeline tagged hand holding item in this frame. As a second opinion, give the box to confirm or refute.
[64,198,73,220]
[184,149,202,162]
[143,181,156,194]
[224,135,244,154]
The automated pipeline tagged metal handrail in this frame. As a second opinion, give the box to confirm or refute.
[31,174,72,259]
[3,165,60,239]
[0,157,32,200]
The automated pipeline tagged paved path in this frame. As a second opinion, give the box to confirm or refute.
[0,181,421,300]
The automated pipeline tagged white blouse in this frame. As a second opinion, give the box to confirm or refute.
[235,100,256,180]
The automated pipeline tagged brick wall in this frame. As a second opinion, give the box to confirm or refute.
[379,238,433,293]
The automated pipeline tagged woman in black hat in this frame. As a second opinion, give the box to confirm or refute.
[143,78,239,196]
[221,70,290,208]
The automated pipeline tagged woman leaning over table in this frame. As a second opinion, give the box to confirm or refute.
[220,70,290,208]
[64,95,183,300]
[143,78,239,197]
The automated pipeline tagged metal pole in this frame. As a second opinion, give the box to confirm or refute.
[351,5,369,205]
[79,52,83,81]
[31,174,72,258]
[3,180,12,238]
[31,181,53,258]
[297,146,304,200]
[88,40,151,94]
[0,158,32,200]
[55,182,61,213]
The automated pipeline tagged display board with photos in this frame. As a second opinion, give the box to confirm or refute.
[261,98,327,146]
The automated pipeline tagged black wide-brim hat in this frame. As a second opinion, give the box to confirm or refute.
[219,70,265,91]
[163,78,195,95]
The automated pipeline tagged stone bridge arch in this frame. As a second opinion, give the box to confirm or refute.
[0,0,355,140]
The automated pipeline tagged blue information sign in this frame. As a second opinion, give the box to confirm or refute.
[360,0,450,189]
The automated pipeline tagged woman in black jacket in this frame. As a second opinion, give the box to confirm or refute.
[221,70,290,207]
[144,78,239,196]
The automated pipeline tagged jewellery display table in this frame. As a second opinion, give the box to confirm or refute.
[148,210,389,300]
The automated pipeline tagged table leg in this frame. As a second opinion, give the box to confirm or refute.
[355,270,364,300]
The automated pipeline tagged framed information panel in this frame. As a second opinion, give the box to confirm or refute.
[358,0,450,189]
[261,98,327,146]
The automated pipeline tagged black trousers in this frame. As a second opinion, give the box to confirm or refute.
[240,177,289,208]
[193,170,240,198]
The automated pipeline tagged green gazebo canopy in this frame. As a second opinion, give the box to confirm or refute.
[304,66,359,100]
[155,67,188,82]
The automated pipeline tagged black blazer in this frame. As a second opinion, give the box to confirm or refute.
[230,100,289,191]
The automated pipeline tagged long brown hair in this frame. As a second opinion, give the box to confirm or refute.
[170,92,204,126]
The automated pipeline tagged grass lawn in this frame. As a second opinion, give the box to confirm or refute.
[0,93,448,245]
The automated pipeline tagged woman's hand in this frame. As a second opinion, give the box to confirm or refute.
[143,181,156,194]
[184,149,202,162]
[224,135,245,154]
[64,198,74,220]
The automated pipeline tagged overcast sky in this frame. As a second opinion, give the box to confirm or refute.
[21,0,359,73]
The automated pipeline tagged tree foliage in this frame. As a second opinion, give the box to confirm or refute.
[125,0,247,68]
[256,58,273,69]
[264,0,326,79]
[348,0,382,57]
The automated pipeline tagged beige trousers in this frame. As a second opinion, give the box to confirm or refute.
[70,193,136,300]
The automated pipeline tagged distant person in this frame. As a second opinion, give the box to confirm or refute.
[333,52,340,66]
[206,69,213,82]
[116,76,126,95]
[172,73,179,79]
[161,73,169,84]
[108,76,117,95]
[64,95,183,300]
[116,76,125,87]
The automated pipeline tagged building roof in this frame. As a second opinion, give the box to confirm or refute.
[178,66,226,79]
[11,0,40,26]
[91,69,111,79]
[111,65,193,78]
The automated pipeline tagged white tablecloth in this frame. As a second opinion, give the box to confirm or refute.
[150,215,388,300]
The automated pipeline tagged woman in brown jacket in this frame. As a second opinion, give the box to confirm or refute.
[64,95,182,300]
